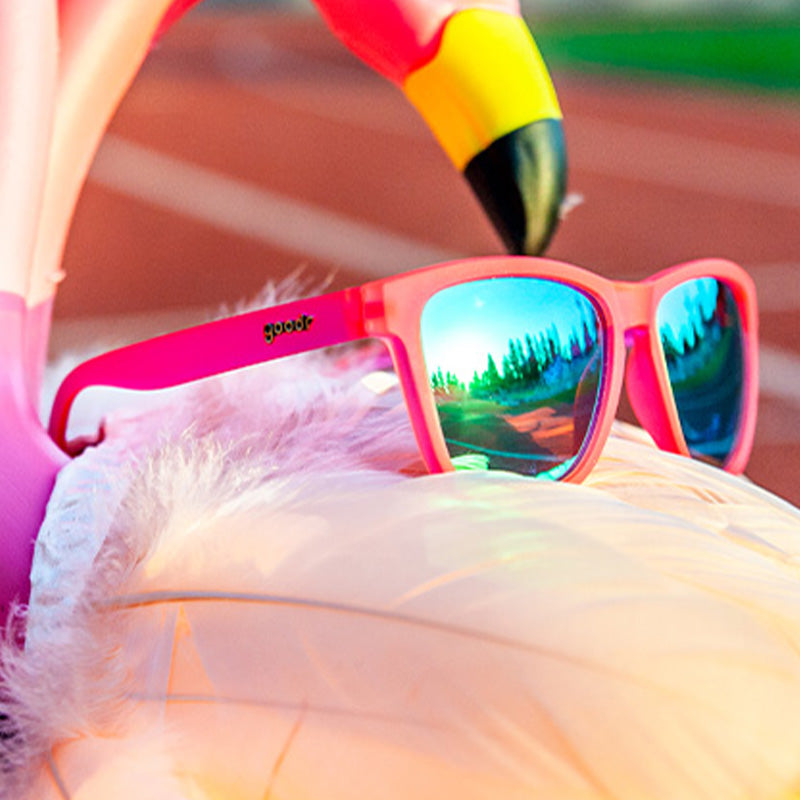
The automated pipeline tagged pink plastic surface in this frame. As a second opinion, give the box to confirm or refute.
[0,5,57,300]
[0,4,60,620]
[0,294,67,619]
[49,257,758,486]
[23,297,55,406]
[312,0,521,83]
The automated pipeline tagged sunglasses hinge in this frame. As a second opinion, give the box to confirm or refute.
[362,299,384,319]
[359,291,387,336]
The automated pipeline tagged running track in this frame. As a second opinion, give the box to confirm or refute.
[54,11,800,505]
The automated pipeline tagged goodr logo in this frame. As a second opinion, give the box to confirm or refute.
[263,314,315,345]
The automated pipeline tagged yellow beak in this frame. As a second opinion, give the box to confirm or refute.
[402,9,566,255]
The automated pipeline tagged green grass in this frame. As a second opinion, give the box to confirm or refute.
[531,14,800,94]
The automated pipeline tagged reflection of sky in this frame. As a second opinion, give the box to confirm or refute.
[657,278,720,349]
[421,278,598,384]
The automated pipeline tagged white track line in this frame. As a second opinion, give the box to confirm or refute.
[90,135,456,277]
[759,345,800,410]
[566,115,800,208]
[207,34,800,210]
[207,24,427,138]
[747,262,800,313]
[755,346,800,446]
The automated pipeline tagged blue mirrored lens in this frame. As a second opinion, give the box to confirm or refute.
[657,278,744,464]
[420,278,603,479]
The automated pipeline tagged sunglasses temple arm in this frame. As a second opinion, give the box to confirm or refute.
[48,288,367,451]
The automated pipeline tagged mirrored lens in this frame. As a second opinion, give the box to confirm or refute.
[657,278,744,465]
[420,278,603,479]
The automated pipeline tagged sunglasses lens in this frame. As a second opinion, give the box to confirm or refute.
[420,278,603,479]
[657,278,744,465]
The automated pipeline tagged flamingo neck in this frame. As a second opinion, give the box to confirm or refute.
[0,291,66,628]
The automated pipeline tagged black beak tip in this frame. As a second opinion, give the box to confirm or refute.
[464,118,567,256]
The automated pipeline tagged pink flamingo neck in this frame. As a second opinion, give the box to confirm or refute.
[0,293,67,619]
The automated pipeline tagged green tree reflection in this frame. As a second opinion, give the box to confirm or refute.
[430,316,597,400]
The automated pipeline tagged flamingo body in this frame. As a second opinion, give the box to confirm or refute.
[0,0,566,617]
[2,356,798,800]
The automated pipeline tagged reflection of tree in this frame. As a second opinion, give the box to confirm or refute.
[431,366,465,393]
[660,282,727,368]
[431,316,597,399]
[659,281,741,461]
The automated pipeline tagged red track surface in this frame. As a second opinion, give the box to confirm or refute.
[56,11,800,505]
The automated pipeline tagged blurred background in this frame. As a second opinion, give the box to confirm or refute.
[53,0,800,502]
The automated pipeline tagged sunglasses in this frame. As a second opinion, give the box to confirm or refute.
[49,256,758,482]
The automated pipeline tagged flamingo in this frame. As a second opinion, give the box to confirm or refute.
[1,2,798,799]
[0,0,566,618]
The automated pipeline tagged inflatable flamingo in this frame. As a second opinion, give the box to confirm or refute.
[0,0,565,619]
[1,2,799,799]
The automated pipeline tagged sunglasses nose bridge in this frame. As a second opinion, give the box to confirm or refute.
[614,283,654,376]
[615,282,652,333]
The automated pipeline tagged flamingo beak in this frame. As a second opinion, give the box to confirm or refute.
[402,9,566,255]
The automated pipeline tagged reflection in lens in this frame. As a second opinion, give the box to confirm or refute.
[657,278,744,465]
[421,278,603,479]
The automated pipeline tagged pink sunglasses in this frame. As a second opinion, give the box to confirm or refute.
[50,255,758,484]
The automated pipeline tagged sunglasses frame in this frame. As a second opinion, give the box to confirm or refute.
[50,256,758,482]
